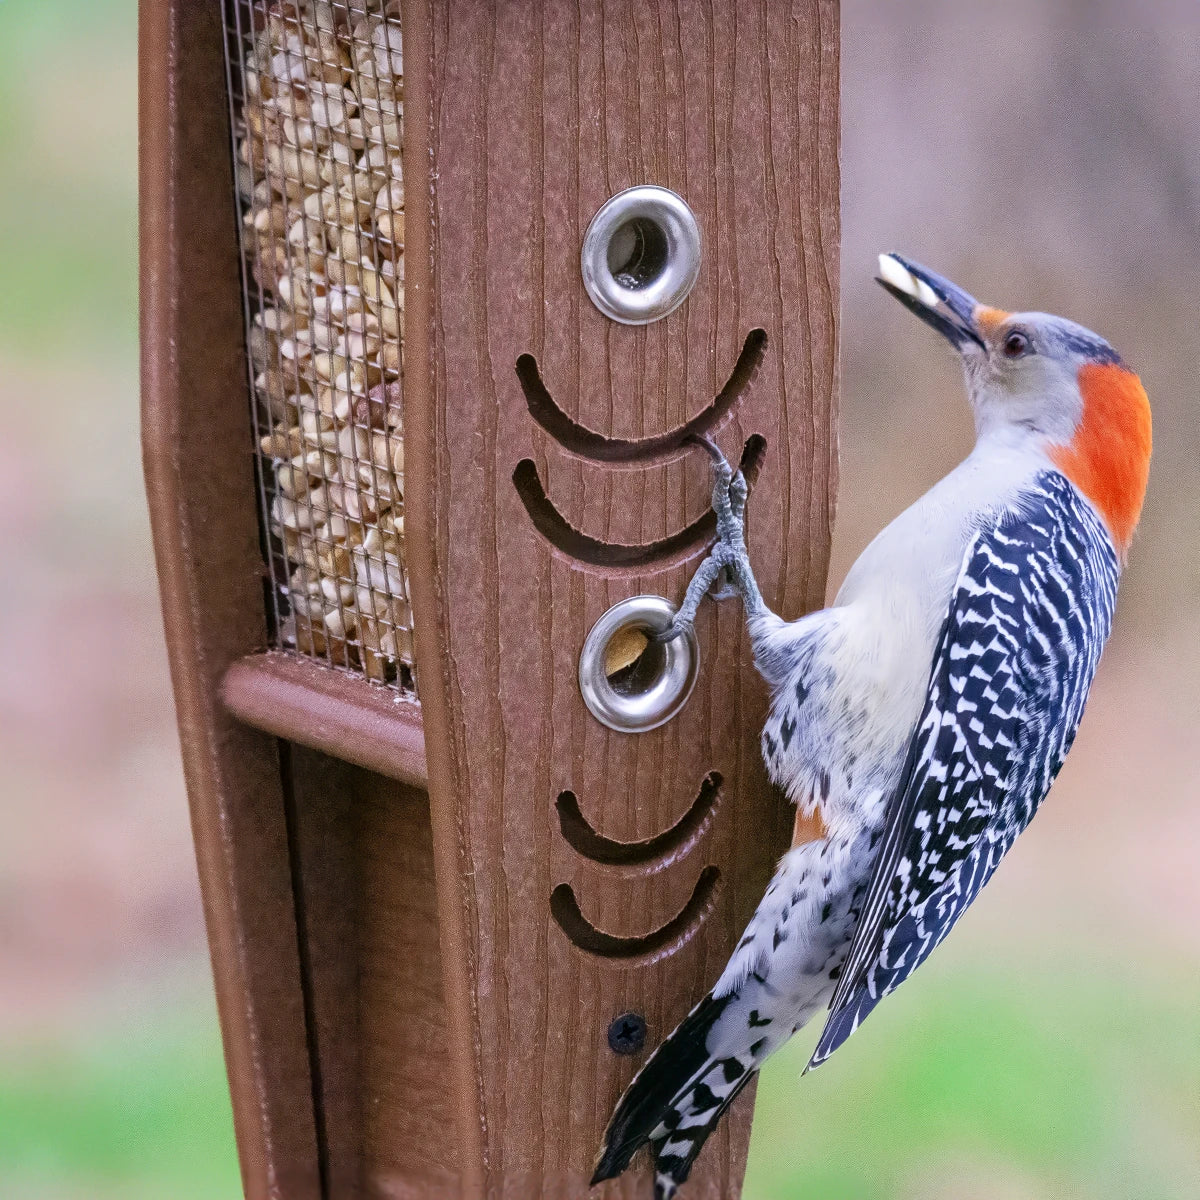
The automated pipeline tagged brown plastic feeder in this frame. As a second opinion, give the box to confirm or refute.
[140,1,839,1196]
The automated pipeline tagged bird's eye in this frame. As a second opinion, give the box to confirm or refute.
[1002,330,1031,358]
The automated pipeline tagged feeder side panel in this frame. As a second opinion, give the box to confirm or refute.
[139,1,323,1196]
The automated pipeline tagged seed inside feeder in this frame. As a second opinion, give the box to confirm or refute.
[233,0,413,691]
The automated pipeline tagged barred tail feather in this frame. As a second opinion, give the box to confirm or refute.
[646,1062,756,1199]
[593,836,865,1194]
[591,989,756,1194]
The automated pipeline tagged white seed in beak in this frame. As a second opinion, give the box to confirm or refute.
[878,253,940,310]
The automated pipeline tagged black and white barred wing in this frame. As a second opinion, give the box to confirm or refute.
[810,471,1119,1069]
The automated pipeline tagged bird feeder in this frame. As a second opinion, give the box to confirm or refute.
[140,1,839,1196]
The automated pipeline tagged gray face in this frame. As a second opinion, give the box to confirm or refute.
[961,312,1120,443]
[877,254,1122,444]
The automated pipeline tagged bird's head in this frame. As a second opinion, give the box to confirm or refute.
[877,252,1152,556]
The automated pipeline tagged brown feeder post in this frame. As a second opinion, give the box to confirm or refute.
[141,1,838,1198]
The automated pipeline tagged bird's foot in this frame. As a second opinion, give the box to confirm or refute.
[653,438,756,642]
[691,434,756,598]
[707,564,740,602]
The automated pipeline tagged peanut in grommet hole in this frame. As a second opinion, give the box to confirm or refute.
[579,596,699,733]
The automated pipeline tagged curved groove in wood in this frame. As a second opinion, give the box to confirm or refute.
[549,866,721,968]
[556,771,722,869]
[517,328,767,463]
[513,435,766,569]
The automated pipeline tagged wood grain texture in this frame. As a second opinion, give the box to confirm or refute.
[406,1,840,1195]
[358,776,461,1197]
[139,3,321,1196]
[286,749,460,1199]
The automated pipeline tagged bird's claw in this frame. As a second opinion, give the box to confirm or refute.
[650,618,691,645]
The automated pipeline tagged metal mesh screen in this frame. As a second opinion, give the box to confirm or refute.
[223,0,415,694]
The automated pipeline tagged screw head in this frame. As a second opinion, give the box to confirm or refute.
[607,1011,648,1055]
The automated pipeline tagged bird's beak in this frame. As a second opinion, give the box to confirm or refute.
[876,253,988,353]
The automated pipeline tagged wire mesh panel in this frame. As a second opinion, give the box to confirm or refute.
[223,0,415,694]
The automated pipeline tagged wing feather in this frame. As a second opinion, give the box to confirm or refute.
[810,472,1119,1068]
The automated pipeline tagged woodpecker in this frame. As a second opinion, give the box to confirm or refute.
[592,254,1152,1199]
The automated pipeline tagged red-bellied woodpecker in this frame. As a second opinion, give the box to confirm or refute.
[592,254,1152,1200]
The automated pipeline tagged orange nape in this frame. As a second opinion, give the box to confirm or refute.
[1049,362,1152,556]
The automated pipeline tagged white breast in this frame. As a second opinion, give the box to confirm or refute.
[760,435,1049,831]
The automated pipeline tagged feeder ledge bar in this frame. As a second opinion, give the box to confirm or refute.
[221,651,428,787]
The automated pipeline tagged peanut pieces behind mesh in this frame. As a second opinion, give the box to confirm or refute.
[237,0,413,688]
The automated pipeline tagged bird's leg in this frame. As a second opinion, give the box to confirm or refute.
[653,437,767,644]
[655,553,728,643]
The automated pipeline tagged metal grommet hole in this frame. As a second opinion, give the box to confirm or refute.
[581,186,701,325]
[607,218,670,289]
[579,596,698,733]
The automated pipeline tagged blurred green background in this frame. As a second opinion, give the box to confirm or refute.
[0,1,1196,1197]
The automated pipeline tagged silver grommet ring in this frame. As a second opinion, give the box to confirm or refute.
[578,596,699,733]
[580,186,701,325]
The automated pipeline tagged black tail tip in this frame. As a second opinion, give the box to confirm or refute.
[589,1148,622,1188]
